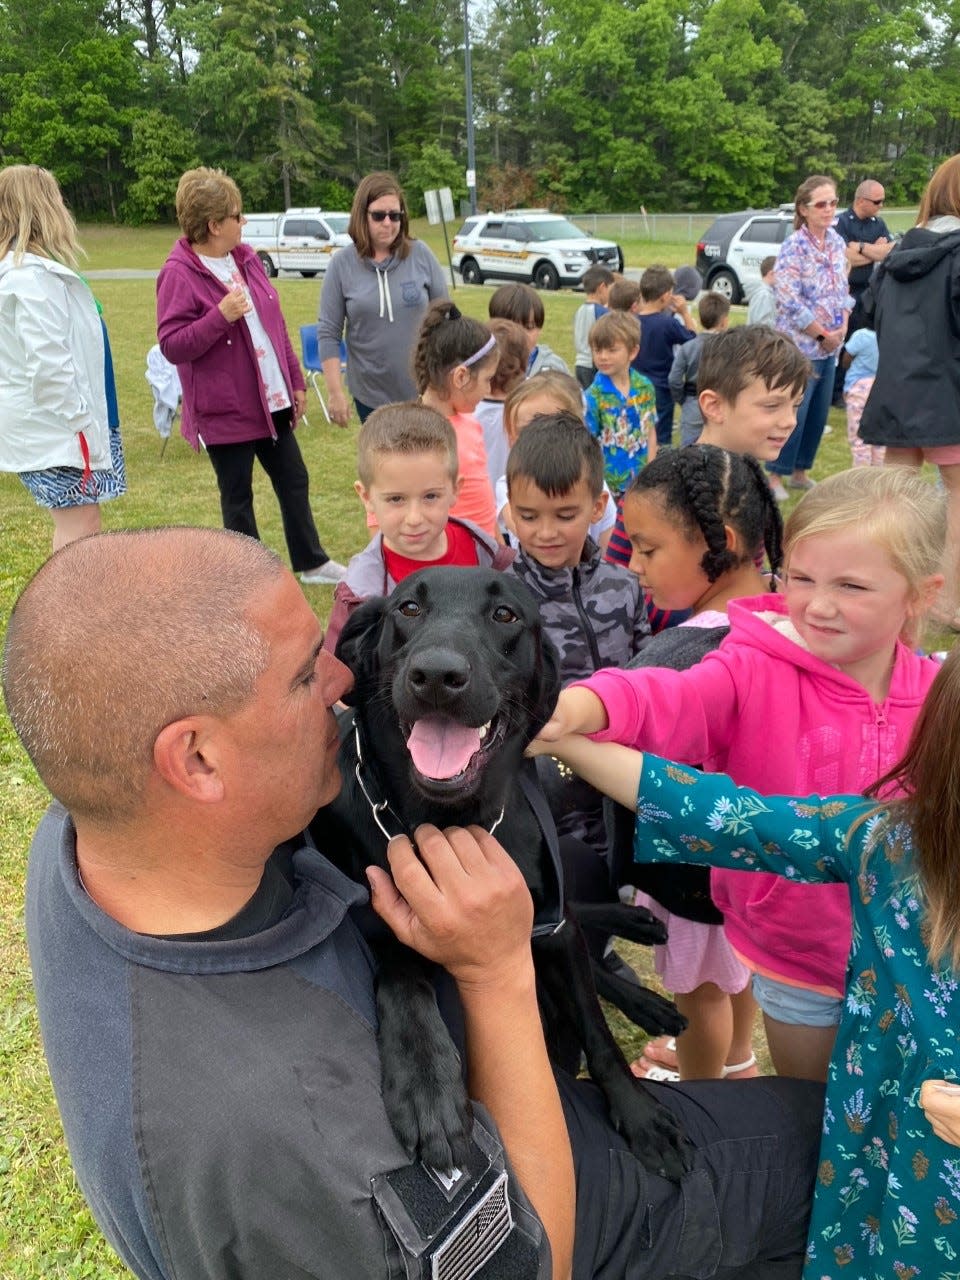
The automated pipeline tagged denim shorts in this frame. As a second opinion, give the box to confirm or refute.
[752,973,842,1027]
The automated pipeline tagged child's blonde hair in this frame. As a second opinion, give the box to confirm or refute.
[356,401,458,488]
[588,310,641,353]
[0,164,81,268]
[502,370,584,443]
[785,468,946,644]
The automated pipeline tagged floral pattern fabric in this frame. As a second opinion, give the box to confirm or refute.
[774,226,853,361]
[635,754,959,1280]
[584,369,656,496]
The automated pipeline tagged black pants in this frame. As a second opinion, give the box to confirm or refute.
[206,412,328,572]
[561,1073,823,1279]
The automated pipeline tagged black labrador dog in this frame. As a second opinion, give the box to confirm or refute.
[313,567,689,1178]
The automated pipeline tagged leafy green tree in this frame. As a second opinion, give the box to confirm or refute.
[121,108,199,223]
[403,142,466,215]
[1,33,140,216]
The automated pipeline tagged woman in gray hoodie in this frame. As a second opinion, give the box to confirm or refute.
[318,172,447,426]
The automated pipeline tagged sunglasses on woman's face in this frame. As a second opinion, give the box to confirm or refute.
[369,209,403,222]
[807,198,839,210]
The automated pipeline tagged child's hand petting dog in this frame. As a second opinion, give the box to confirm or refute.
[529,684,609,748]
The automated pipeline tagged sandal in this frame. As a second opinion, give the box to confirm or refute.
[720,1052,759,1079]
[631,1061,681,1083]
[637,1035,678,1069]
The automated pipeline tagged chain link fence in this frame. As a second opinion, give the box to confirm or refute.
[571,209,919,241]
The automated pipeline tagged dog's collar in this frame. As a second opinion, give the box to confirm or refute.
[353,722,504,844]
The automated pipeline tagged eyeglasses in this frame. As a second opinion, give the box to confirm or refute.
[864,197,885,206]
[369,209,403,223]
[807,198,839,210]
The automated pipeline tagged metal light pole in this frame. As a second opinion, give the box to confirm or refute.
[464,0,477,214]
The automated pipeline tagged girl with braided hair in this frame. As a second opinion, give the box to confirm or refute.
[535,465,947,1084]
[608,444,782,1082]
[414,298,500,536]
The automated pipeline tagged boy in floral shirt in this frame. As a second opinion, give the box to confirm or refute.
[584,311,657,495]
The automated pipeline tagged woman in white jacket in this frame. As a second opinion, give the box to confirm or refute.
[0,165,125,549]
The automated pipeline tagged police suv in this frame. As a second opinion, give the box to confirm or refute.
[452,209,623,290]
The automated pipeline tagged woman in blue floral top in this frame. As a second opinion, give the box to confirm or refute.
[531,646,960,1280]
[769,175,854,500]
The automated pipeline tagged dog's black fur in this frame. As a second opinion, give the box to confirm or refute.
[312,567,690,1179]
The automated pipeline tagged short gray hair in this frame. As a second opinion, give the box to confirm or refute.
[3,528,284,823]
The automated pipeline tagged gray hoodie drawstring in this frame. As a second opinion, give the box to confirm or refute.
[375,267,394,322]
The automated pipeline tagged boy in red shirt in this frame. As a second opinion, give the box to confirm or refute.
[324,402,512,651]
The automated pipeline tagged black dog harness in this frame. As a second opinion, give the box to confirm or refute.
[351,721,567,939]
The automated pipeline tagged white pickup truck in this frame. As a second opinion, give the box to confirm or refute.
[242,208,352,278]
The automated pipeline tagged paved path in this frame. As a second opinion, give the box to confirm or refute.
[86,266,642,285]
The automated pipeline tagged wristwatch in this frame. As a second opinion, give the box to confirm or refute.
[815,333,827,345]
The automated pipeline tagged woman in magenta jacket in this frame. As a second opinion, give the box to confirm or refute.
[156,167,345,585]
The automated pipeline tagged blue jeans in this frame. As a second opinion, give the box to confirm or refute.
[768,355,836,477]
[653,383,675,446]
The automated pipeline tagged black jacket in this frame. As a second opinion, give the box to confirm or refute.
[860,226,960,448]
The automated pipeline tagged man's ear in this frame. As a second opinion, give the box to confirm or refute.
[153,718,226,803]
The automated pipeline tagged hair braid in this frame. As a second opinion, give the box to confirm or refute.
[627,444,783,585]
[680,449,738,583]
[740,454,784,587]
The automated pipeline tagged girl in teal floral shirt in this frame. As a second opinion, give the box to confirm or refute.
[531,646,960,1280]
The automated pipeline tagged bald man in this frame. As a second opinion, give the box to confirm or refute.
[4,528,823,1280]
[835,180,893,325]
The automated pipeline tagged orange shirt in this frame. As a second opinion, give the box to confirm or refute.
[447,411,498,537]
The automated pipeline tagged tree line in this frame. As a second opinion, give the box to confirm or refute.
[2,0,958,223]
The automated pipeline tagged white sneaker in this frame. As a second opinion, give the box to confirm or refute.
[300,560,347,585]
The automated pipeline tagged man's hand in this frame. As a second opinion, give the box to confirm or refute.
[529,684,608,748]
[920,1080,960,1147]
[367,824,534,989]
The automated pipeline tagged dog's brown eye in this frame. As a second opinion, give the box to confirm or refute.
[397,600,421,617]
[492,605,518,624]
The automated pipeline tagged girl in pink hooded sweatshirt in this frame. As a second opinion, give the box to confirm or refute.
[536,466,946,1082]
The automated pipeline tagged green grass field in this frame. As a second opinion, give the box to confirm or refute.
[0,225,952,1277]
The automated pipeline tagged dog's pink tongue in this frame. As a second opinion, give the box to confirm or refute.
[407,717,481,779]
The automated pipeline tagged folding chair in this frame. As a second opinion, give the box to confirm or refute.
[299,324,330,423]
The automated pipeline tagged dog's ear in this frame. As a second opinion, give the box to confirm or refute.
[528,627,563,739]
[334,596,389,706]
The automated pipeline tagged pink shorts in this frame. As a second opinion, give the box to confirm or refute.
[634,891,752,995]
[925,444,960,466]
[887,443,960,466]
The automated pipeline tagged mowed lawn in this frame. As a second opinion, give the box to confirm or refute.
[0,226,953,1277]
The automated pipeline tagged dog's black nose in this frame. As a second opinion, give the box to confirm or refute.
[407,647,471,704]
